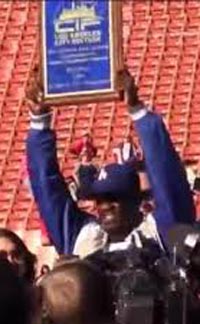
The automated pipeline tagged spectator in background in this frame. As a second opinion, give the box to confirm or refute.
[70,133,99,200]
[0,228,36,284]
[39,260,115,324]
[113,135,143,165]
[70,132,97,164]
[184,159,197,190]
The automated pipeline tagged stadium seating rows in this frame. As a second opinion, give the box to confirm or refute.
[0,1,200,254]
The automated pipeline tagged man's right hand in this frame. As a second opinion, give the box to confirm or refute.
[26,65,50,115]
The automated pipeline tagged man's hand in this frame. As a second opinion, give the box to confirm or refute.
[116,68,141,111]
[26,65,50,115]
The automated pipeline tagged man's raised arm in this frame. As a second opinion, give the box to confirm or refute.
[120,70,195,239]
[26,76,90,254]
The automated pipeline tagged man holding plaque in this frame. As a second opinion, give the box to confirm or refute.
[26,70,195,257]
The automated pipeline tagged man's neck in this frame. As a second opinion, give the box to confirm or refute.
[108,226,132,243]
[108,212,143,243]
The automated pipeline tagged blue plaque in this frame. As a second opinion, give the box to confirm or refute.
[41,0,122,103]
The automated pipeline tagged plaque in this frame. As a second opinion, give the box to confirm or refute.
[41,0,123,104]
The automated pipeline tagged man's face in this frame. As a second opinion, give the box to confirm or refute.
[96,199,131,238]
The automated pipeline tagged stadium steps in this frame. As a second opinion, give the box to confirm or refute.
[0,1,39,235]
[0,0,199,245]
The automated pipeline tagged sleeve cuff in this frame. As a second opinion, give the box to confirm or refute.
[30,111,52,130]
[130,108,148,121]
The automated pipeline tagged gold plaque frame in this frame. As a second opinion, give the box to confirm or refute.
[40,0,123,105]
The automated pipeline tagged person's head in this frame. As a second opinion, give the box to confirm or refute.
[96,197,142,242]
[0,229,36,283]
[123,135,133,144]
[0,258,31,324]
[82,132,90,143]
[79,163,142,242]
[40,260,114,324]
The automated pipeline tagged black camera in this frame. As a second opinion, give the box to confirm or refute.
[87,226,200,324]
[87,236,170,324]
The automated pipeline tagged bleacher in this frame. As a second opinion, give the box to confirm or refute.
[0,0,200,256]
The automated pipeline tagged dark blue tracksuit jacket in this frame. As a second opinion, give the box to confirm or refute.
[26,111,195,254]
